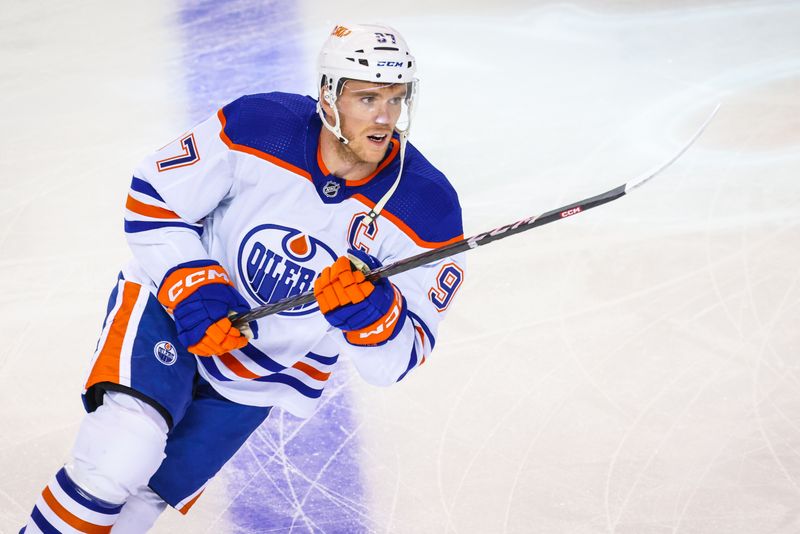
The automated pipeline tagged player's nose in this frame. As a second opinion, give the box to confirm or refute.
[373,101,390,124]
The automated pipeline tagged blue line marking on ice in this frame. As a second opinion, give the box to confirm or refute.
[176,1,370,531]
[178,0,307,122]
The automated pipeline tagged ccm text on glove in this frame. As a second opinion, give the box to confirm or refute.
[157,260,258,356]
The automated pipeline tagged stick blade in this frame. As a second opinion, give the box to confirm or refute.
[625,102,721,194]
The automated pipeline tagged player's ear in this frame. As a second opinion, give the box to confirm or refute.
[319,86,333,116]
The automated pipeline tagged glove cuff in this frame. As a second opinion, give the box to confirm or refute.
[157,260,234,313]
[344,285,407,346]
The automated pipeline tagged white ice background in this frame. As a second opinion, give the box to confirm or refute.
[2,1,800,532]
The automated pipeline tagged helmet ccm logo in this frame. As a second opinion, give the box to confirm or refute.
[376,61,404,67]
[331,25,351,37]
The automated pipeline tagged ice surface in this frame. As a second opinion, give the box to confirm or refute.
[1,0,799,532]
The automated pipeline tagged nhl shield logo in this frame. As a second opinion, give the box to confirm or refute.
[154,341,178,366]
[322,180,341,198]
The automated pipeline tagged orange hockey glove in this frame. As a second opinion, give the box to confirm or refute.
[314,249,407,346]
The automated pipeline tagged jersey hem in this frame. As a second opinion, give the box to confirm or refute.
[196,365,317,419]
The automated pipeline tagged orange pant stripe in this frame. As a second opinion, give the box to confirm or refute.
[178,489,205,515]
[85,282,140,389]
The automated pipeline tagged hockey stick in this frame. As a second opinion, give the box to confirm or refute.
[232,104,719,327]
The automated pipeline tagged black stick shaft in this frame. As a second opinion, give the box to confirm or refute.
[230,103,720,327]
[231,184,626,326]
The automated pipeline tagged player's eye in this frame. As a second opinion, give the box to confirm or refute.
[388,97,403,106]
[361,96,375,105]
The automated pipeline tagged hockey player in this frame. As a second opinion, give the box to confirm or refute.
[22,23,464,533]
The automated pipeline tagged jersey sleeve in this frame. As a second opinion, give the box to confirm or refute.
[335,251,466,386]
[124,109,235,286]
[335,154,466,386]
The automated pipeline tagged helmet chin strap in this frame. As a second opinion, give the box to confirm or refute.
[317,89,349,145]
[363,90,414,228]
[363,129,407,228]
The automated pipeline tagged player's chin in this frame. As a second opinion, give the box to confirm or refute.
[354,144,388,165]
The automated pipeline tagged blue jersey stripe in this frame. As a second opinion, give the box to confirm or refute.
[130,176,165,202]
[199,357,233,382]
[396,345,419,383]
[254,373,323,398]
[238,344,286,373]
[55,468,124,514]
[304,352,339,366]
[408,310,436,349]
[124,220,203,235]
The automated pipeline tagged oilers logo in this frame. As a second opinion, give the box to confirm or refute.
[154,341,178,366]
[237,224,337,316]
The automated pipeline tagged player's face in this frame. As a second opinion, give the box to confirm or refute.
[333,81,407,164]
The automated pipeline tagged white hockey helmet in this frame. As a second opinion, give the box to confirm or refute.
[317,23,418,144]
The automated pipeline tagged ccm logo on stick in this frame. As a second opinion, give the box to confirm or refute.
[560,207,582,218]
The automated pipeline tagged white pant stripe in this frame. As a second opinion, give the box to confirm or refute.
[118,286,150,387]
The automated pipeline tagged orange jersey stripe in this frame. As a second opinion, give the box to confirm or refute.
[315,135,400,187]
[316,139,331,176]
[125,194,180,219]
[351,193,464,249]
[217,352,261,380]
[42,486,112,534]
[415,325,425,347]
[217,109,312,182]
[292,361,331,381]
[414,325,426,365]
[179,489,205,515]
[86,283,139,389]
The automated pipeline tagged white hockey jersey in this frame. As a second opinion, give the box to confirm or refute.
[122,92,465,418]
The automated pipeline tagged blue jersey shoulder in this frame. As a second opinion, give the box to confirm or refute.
[220,92,316,171]
[365,143,463,245]
[220,95,463,245]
